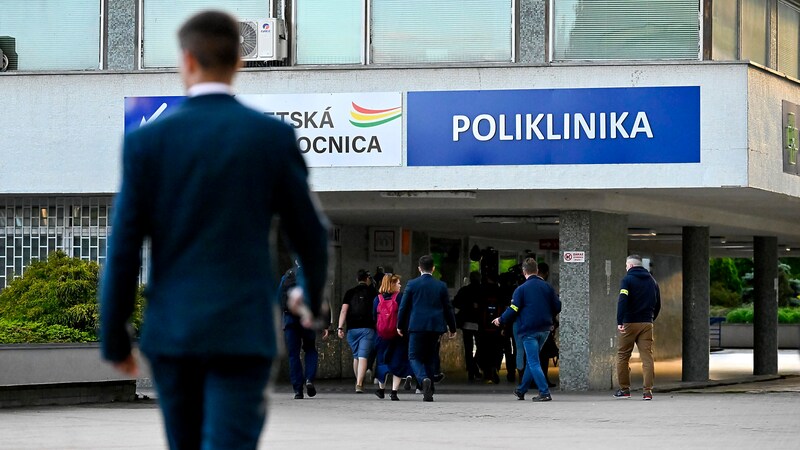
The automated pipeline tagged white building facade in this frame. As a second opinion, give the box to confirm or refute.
[2,0,800,388]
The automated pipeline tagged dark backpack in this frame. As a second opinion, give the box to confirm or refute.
[375,293,400,339]
[280,268,297,313]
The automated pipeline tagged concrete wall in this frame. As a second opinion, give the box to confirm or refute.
[0,344,135,385]
[0,63,751,196]
[649,254,683,360]
[720,324,800,349]
[748,67,800,198]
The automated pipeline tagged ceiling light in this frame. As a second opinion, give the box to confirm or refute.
[628,228,656,237]
[474,215,533,224]
[380,191,477,199]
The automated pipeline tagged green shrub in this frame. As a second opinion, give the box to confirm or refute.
[726,306,800,324]
[0,319,94,344]
[778,307,800,324]
[0,251,146,342]
[710,305,732,318]
[726,307,754,324]
[710,281,741,308]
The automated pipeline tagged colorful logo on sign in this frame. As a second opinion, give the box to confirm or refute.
[349,102,402,128]
[262,22,271,31]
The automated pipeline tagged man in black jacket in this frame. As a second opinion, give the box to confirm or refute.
[614,255,661,401]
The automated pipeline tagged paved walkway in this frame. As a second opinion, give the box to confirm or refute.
[1,350,798,449]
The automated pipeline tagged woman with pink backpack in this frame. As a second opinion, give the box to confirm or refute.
[373,274,412,400]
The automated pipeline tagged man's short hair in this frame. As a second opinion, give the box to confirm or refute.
[521,257,538,275]
[469,271,481,284]
[626,255,643,266]
[418,255,434,272]
[178,10,240,72]
[357,269,371,282]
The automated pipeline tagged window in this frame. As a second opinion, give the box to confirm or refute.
[371,0,512,64]
[712,0,738,60]
[741,0,769,65]
[295,0,363,64]
[0,0,100,71]
[778,1,800,78]
[552,0,700,61]
[141,0,268,68]
[294,0,513,65]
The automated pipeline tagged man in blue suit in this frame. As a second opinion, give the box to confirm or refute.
[493,258,560,402]
[99,10,328,450]
[397,255,456,402]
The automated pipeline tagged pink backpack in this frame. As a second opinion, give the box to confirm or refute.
[376,293,400,339]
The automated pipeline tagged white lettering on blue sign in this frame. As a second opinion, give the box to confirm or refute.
[452,112,653,142]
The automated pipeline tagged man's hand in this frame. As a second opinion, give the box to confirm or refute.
[617,324,625,333]
[491,317,501,327]
[321,329,330,340]
[447,331,456,339]
[337,328,345,339]
[112,353,139,377]
[396,328,404,337]
[287,286,322,330]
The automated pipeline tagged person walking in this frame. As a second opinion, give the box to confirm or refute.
[397,255,457,402]
[452,271,483,381]
[99,10,328,450]
[337,269,378,393]
[373,274,411,400]
[280,266,328,399]
[493,258,560,402]
[614,255,661,401]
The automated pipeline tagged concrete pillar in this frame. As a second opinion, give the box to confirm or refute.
[681,226,709,382]
[107,0,137,70]
[753,236,779,375]
[518,0,547,64]
[558,211,627,391]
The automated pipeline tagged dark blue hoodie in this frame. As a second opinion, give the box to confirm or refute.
[617,266,661,325]
[499,275,561,336]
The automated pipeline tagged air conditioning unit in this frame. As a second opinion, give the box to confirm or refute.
[0,36,18,71]
[239,18,287,62]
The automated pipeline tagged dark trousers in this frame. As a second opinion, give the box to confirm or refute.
[477,331,503,378]
[148,354,273,450]
[408,331,440,382]
[461,329,480,377]
[284,325,318,393]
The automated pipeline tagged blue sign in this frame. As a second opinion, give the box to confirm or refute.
[124,96,185,134]
[406,86,700,166]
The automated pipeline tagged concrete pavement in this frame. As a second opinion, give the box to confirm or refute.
[1,349,798,449]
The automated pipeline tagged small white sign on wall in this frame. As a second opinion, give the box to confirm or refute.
[563,251,585,263]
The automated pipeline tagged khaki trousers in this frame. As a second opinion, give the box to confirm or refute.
[616,322,654,391]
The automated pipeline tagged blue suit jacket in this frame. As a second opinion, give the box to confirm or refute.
[99,93,328,362]
[397,274,456,334]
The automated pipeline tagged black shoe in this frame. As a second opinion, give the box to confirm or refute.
[375,388,385,399]
[422,378,433,402]
[403,376,412,391]
[613,389,631,399]
[513,390,525,401]
[433,373,445,383]
[305,381,316,398]
[531,393,552,402]
[492,372,500,384]
[293,392,304,400]
[390,390,399,401]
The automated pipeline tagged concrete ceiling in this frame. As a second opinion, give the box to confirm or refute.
[317,187,800,258]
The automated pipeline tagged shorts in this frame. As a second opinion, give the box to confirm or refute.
[347,328,376,358]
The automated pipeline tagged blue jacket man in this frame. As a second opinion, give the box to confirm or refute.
[397,255,456,402]
[614,255,661,400]
[495,258,560,402]
[99,11,328,450]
